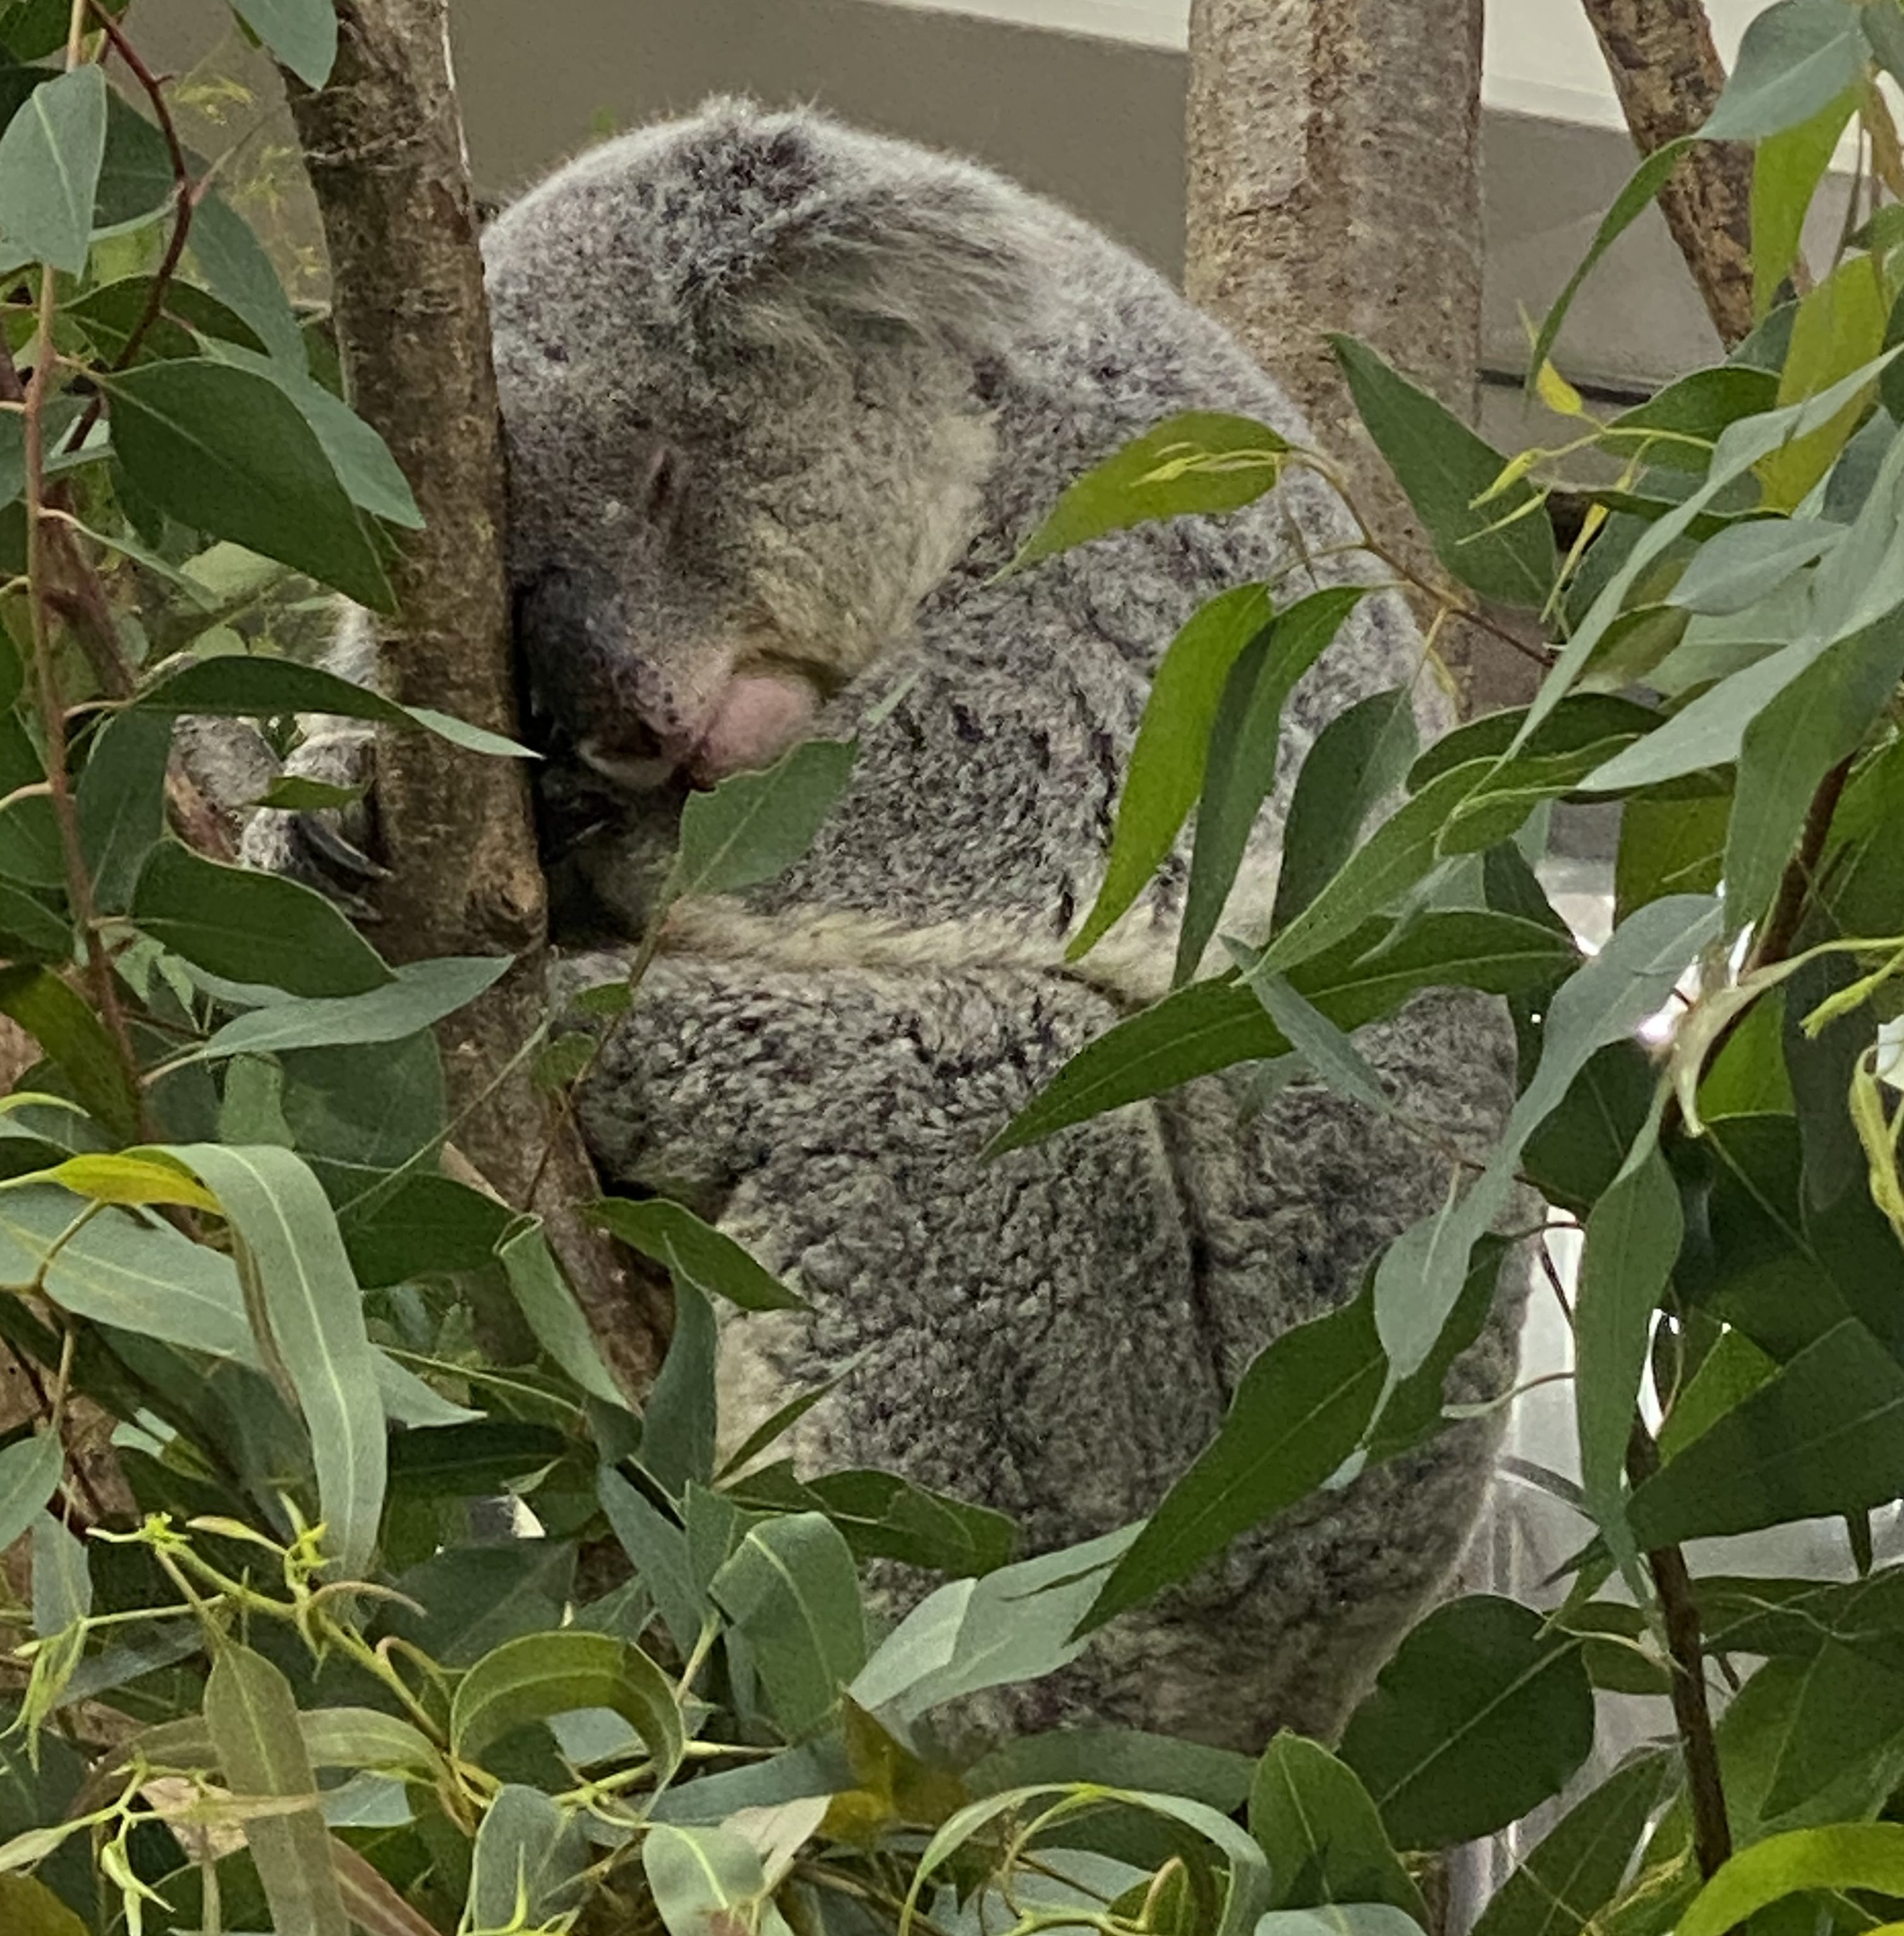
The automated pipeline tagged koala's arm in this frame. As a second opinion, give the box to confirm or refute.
[570,947,1524,1751]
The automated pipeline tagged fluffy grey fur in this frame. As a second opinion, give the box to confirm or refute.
[248,100,1526,1753]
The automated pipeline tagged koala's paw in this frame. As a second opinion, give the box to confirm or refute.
[238,727,386,919]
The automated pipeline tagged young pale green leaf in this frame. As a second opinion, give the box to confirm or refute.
[1753,88,1859,317]
[198,956,511,1061]
[1250,1733,1428,1920]
[642,1276,717,1499]
[1575,1134,1679,1594]
[136,655,533,758]
[665,735,857,902]
[0,1435,61,1554]
[102,359,393,610]
[598,1467,706,1657]
[17,1151,221,1214]
[1338,1596,1595,1850]
[1658,1329,1780,1458]
[0,1875,87,1936]
[493,1218,627,1410]
[1701,0,1867,140]
[1630,1319,1904,1547]
[1177,586,1367,981]
[991,911,1578,1151]
[587,1196,808,1312]
[133,841,392,999]
[30,1512,87,1638]
[643,1824,772,1936]
[1373,893,1719,1384]
[1678,1825,1904,1936]
[850,1525,1137,1726]
[1467,1751,1674,1936]
[712,1512,866,1740]
[1079,1296,1385,1635]
[1009,411,1290,571]
[1530,140,1692,385]
[203,1643,348,1936]
[449,1629,684,1780]
[1332,335,1556,608]
[466,1784,588,1935]
[0,965,140,1140]
[1725,618,1904,927]
[166,1143,386,1576]
[228,0,338,90]
[1068,583,1272,960]
[76,708,172,916]
[0,64,104,274]
[1273,689,1419,934]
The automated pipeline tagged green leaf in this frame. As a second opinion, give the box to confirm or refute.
[198,956,510,1060]
[1702,0,1867,140]
[166,1143,385,1576]
[850,1525,1137,1727]
[1333,335,1556,607]
[1659,1328,1780,1457]
[493,1217,626,1409]
[29,1511,86,1638]
[643,1823,772,1936]
[1372,893,1718,1384]
[0,1876,87,1936]
[1467,1751,1675,1936]
[586,1196,807,1313]
[185,189,305,366]
[1235,959,1387,1112]
[1603,366,1783,466]
[598,1467,705,1657]
[1273,689,1419,934]
[385,1540,576,1668]
[449,1629,684,1781]
[387,1419,565,1498]
[1009,411,1289,571]
[0,965,140,1140]
[1178,586,1366,981]
[101,359,393,610]
[203,340,420,528]
[1678,1825,1904,1936]
[712,1512,866,1740]
[1061,584,1261,959]
[203,1643,348,1936]
[642,1276,717,1499]
[1754,88,1859,317]
[1762,253,1889,510]
[1576,1135,1679,1592]
[1630,1319,1904,1546]
[1250,1733,1428,1920]
[136,654,533,758]
[794,1467,1017,1578]
[0,1436,61,1554]
[1666,519,1840,617]
[76,707,172,916]
[1761,1630,1904,1818]
[1080,1295,1385,1635]
[1338,1596,1596,1849]
[0,64,104,274]
[229,0,338,88]
[665,734,856,902]
[1725,617,1904,926]
[991,911,1578,1151]
[968,1729,1254,1813]
[133,840,392,998]
[466,1784,587,1935]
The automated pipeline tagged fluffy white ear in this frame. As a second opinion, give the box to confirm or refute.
[663,99,1040,356]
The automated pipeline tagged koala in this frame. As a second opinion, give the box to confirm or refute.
[247,99,1527,1754]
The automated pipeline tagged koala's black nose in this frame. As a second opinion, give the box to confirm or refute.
[513,563,622,731]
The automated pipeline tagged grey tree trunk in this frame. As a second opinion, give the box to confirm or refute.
[1184,0,1533,713]
[285,0,665,1395]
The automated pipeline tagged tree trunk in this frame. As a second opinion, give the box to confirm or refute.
[1580,0,1757,349]
[1183,0,1531,715]
[284,1,664,1395]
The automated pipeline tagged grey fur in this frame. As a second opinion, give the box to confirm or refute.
[248,99,1525,1753]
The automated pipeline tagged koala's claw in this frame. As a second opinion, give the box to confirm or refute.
[298,813,389,887]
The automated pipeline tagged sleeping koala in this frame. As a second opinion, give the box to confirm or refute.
[249,99,1527,1753]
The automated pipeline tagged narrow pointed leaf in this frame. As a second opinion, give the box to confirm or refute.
[199,955,511,1060]
[586,1196,806,1312]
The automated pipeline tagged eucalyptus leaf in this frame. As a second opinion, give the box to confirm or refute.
[0,64,104,274]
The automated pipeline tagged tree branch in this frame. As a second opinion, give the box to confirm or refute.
[1579,0,1757,347]
[281,0,664,1395]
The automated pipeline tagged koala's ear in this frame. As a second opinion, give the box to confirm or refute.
[669,101,1039,358]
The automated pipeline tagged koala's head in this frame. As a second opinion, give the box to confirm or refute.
[481,102,1036,804]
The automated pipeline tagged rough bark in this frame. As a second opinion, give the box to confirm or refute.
[1184,0,1534,716]
[284,2,663,1394]
[1581,0,1757,349]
